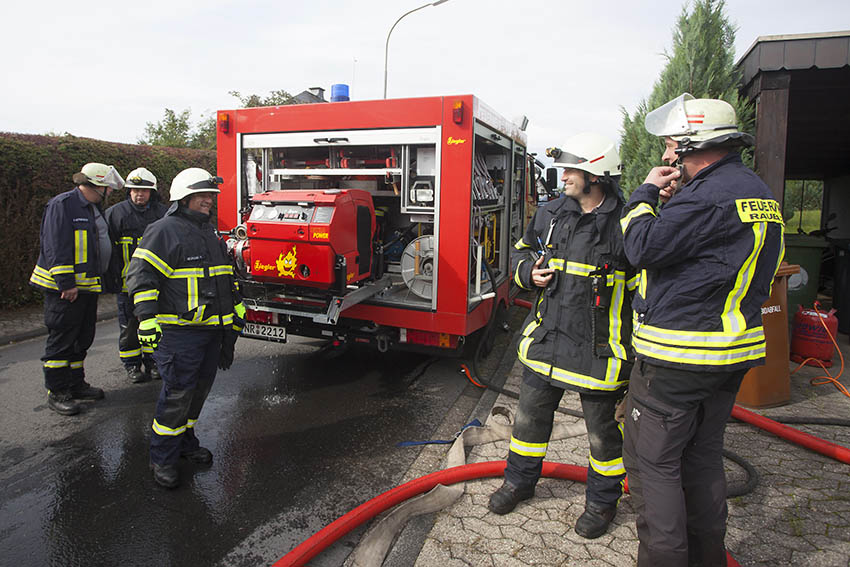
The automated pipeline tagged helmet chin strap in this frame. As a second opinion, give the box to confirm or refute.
[92,186,108,202]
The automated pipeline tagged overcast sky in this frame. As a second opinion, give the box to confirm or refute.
[2,0,848,162]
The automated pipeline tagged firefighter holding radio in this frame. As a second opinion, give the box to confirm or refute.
[127,167,245,489]
[105,167,168,383]
[620,94,784,566]
[489,133,635,540]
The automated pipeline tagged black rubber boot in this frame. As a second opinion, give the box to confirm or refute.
[488,481,535,515]
[70,381,104,400]
[151,462,179,488]
[126,365,148,383]
[181,447,213,465]
[47,391,81,416]
[147,363,161,381]
[575,501,617,539]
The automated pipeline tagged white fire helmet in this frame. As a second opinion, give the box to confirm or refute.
[76,162,124,190]
[169,168,222,201]
[546,132,621,178]
[644,93,754,153]
[125,167,157,190]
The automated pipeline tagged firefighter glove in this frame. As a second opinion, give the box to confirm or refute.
[232,302,246,333]
[218,330,239,371]
[138,318,162,350]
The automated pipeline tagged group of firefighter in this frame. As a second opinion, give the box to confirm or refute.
[29,93,783,566]
[494,92,783,567]
[30,163,244,490]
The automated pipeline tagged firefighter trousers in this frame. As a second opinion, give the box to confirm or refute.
[116,292,153,369]
[149,327,223,466]
[41,291,98,392]
[623,361,745,567]
[504,368,626,508]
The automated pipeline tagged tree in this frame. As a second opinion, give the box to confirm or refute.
[139,108,194,148]
[619,0,753,195]
[140,90,298,150]
[228,89,295,108]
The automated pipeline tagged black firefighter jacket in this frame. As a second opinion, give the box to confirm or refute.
[513,192,635,394]
[30,188,112,294]
[620,152,784,372]
[126,204,240,329]
[105,195,168,292]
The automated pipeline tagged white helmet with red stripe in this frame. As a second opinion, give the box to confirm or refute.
[645,93,753,153]
[546,132,621,178]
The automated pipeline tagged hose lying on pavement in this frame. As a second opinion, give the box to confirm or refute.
[273,457,740,567]
[275,284,846,566]
[273,460,584,567]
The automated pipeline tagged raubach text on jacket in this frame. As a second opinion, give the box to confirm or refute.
[512,192,636,393]
[621,152,785,372]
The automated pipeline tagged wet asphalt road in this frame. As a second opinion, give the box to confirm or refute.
[0,320,490,566]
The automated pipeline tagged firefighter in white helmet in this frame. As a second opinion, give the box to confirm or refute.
[488,133,635,540]
[620,94,783,565]
[127,168,245,489]
[105,167,168,383]
[30,163,123,415]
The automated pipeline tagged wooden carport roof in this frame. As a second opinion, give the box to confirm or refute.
[737,31,850,205]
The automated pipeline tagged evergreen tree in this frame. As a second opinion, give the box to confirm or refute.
[619,0,753,195]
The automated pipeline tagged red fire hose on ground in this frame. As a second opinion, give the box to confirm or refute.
[273,460,741,567]
[273,295,848,566]
[273,461,583,567]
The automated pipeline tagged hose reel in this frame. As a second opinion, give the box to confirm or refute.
[400,235,434,300]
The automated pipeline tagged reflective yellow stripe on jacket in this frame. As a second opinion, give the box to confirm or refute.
[633,221,772,367]
[620,202,656,233]
[518,319,625,392]
[119,236,136,292]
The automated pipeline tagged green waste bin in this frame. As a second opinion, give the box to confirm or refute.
[833,239,850,334]
[784,234,827,314]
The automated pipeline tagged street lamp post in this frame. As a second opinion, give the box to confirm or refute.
[383,0,450,99]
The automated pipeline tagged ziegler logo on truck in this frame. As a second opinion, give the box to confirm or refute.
[254,260,275,273]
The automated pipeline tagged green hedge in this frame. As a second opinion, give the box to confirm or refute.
[0,133,216,308]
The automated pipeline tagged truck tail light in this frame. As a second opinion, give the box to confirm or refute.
[452,101,464,124]
[218,112,230,134]
[246,309,274,324]
[400,328,458,348]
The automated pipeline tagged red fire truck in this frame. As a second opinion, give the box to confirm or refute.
[215,94,540,354]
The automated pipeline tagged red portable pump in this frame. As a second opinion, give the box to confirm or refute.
[235,189,376,291]
[790,305,839,367]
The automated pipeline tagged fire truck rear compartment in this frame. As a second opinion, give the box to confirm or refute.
[218,98,534,350]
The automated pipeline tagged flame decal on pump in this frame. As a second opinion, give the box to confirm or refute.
[278,246,297,277]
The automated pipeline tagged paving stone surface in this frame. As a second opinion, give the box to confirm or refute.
[412,337,850,567]
[7,298,849,566]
